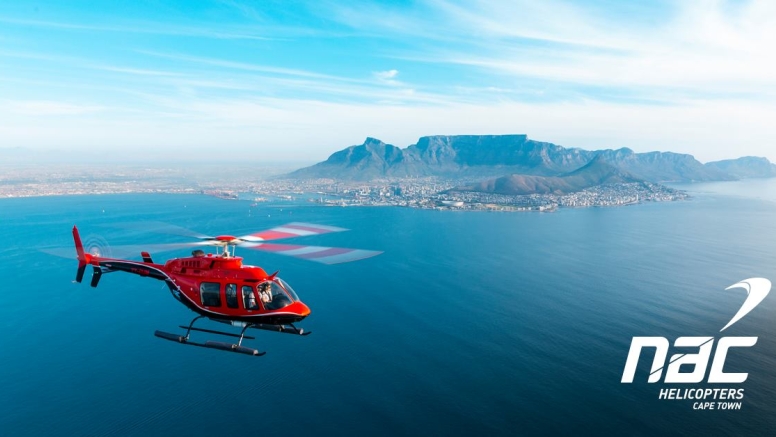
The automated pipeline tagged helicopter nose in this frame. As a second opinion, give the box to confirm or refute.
[297,302,311,317]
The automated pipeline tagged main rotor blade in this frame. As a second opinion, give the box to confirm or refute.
[40,247,82,259]
[238,222,349,242]
[101,221,214,240]
[108,242,212,255]
[242,242,382,265]
[40,242,209,260]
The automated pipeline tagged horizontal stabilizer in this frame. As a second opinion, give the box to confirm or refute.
[90,266,102,287]
[76,264,86,283]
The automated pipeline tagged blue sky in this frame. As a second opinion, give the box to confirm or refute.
[1,0,775,162]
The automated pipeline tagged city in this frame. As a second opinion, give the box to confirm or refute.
[0,164,687,211]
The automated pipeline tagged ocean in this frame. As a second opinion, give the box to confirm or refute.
[1,180,776,436]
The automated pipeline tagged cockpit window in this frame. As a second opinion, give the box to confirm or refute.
[258,280,293,310]
[276,278,300,301]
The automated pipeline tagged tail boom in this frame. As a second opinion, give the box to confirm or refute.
[72,225,168,287]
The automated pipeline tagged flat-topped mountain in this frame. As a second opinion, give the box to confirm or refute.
[285,135,734,182]
[705,156,776,178]
[457,155,643,195]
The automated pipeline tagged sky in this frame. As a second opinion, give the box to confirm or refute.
[1,0,775,163]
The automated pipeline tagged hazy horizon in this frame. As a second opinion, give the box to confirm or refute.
[0,132,771,167]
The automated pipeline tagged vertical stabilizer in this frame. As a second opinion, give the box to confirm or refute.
[73,226,88,283]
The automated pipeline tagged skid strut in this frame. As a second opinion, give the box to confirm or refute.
[154,316,265,356]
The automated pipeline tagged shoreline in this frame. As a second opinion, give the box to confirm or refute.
[0,184,688,213]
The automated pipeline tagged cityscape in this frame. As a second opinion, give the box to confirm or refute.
[0,164,687,211]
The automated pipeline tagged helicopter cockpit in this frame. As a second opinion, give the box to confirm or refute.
[255,277,300,311]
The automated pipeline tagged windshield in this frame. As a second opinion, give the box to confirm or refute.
[276,277,300,301]
[258,280,293,310]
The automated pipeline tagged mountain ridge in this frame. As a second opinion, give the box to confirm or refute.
[285,135,754,183]
[704,156,776,179]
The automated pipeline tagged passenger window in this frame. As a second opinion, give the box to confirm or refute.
[226,283,238,309]
[242,285,259,310]
[200,282,221,307]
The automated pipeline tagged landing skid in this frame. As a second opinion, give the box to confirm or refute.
[154,316,310,356]
[249,323,312,336]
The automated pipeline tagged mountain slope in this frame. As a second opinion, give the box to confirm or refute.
[287,138,418,180]
[458,155,642,195]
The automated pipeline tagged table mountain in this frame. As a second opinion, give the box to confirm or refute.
[284,135,737,182]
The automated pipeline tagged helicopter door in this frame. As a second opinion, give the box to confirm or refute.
[200,282,222,307]
[226,283,238,309]
[242,285,259,310]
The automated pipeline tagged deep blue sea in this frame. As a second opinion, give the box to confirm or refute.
[2,180,776,436]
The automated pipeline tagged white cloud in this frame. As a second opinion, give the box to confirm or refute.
[372,69,404,87]
[91,65,184,77]
[2,100,106,116]
[373,69,398,79]
[0,16,276,40]
[3,0,776,164]
[338,0,776,100]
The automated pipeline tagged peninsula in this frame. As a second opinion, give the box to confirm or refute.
[3,134,774,212]
[279,135,773,211]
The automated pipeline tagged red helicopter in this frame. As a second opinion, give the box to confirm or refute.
[71,222,381,356]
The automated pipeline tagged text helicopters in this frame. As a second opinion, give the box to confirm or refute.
[71,222,381,356]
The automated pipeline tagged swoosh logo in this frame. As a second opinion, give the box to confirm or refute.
[720,278,771,332]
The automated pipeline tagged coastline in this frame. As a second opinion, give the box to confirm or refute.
[0,179,688,212]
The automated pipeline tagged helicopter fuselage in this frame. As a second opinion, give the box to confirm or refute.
[78,242,311,326]
[70,223,376,355]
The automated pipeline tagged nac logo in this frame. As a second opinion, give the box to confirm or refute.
[621,278,770,384]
